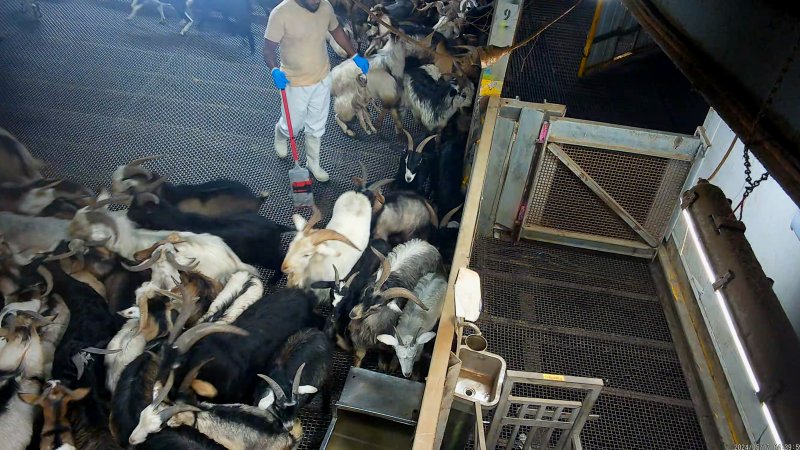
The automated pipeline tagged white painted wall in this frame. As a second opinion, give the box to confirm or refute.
[695,109,800,337]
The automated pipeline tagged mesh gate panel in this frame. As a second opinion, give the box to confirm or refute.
[525,144,691,243]
[468,238,708,449]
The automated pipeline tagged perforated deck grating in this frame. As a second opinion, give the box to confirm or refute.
[500,0,707,134]
[469,238,707,449]
[0,1,425,447]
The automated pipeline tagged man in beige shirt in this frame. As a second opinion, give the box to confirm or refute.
[264,0,368,182]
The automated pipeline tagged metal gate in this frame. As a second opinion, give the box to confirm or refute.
[479,101,704,258]
[577,0,658,77]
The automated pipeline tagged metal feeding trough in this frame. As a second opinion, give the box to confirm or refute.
[321,367,425,450]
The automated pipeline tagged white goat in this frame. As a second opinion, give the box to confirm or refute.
[282,193,370,292]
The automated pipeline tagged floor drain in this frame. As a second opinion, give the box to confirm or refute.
[465,388,475,397]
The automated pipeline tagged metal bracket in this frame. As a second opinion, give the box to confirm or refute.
[680,190,698,209]
[712,215,747,233]
[712,270,735,291]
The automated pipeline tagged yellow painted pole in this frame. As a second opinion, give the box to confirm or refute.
[577,0,604,77]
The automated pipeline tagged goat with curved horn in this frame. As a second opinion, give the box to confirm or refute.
[168,286,198,344]
[303,205,323,233]
[371,247,392,293]
[439,204,463,228]
[36,265,54,297]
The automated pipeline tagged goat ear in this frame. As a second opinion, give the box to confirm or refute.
[297,385,318,395]
[292,214,306,232]
[376,334,399,347]
[258,390,276,410]
[70,387,91,401]
[191,379,218,398]
[416,331,437,345]
[18,393,40,405]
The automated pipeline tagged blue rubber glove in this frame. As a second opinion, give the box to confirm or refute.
[352,54,369,75]
[271,67,289,90]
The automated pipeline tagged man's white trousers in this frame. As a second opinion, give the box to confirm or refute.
[277,74,331,139]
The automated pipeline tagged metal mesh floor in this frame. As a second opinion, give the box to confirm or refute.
[468,238,707,450]
[0,1,425,447]
[501,0,708,134]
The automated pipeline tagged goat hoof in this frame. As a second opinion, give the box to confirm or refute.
[345,130,356,138]
[159,19,167,25]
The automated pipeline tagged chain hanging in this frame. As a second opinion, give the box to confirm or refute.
[733,31,800,220]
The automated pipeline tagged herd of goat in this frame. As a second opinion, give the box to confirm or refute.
[0,94,466,450]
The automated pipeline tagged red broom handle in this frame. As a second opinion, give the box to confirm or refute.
[280,89,300,162]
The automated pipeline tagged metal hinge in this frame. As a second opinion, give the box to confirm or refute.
[712,270,735,291]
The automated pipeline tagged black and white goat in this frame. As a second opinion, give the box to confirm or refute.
[254,328,332,429]
[403,64,475,143]
[153,288,323,404]
[111,156,265,218]
[394,132,437,194]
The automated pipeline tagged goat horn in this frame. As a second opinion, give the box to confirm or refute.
[422,201,439,229]
[81,346,121,355]
[380,287,428,310]
[136,192,160,205]
[372,248,391,292]
[367,178,393,193]
[140,177,167,193]
[291,363,306,401]
[169,286,198,344]
[415,135,437,153]
[155,289,183,302]
[257,373,288,404]
[178,357,214,394]
[36,265,53,297]
[137,295,150,333]
[86,236,111,247]
[309,230,360,250]
[439,204,463,228]
[166,251,198,272]
[84,211,120,243]
[333,265,340,287]
[173,323,248,354]
[158,404,202,422]
[122,248,162,272]
[304,205,323,232]
[403,129,414,152]
[44,247,79,261]
[37,180,62,190]
[152,371,174,406]
[344,271,359,289]
[127,155,162,167]
[121,166,151,179]
[89,195,131,210]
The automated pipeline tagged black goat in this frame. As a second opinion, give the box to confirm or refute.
[254,328,333,429]
[155,288,323,404]
[112,156,265,218]
[110,352,226,449]
[394,131,437,196]
[127,193,292,283]
[372,190,438,246]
